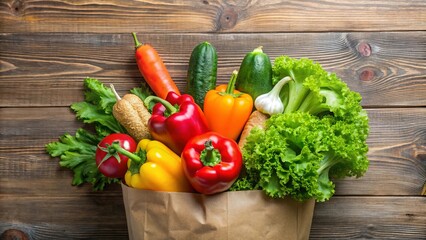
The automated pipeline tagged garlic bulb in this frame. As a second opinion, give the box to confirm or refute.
[254,76,292,116]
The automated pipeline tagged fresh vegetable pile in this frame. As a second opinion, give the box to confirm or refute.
[46,33,369,201]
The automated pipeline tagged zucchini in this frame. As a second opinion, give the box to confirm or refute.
[235,46,273,100]
[186,42,218,108]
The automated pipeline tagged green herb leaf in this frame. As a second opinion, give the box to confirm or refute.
[71,101,125,134]
[83,78,116,114]
[46,78,151,191]
[46,128,119,190]
[130,83,155,111]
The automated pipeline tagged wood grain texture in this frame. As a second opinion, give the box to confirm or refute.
[1,0,425,239]
[0,194,128,239]
[0,196,424,239]
[1,32,425,107]
[0,0,425,33]
[310,196,426,239]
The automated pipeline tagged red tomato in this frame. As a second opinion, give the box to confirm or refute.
[95,133,137,178]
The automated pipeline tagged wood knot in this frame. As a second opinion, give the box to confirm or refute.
[358,67,377,81]
[219,7,238,30]
[357,42,372,57]
[0,229,29,240]
[360,69,374,81]
[11,0,24,16]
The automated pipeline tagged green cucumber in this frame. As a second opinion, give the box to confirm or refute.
[186,42,218,108]
[235,46,273,100]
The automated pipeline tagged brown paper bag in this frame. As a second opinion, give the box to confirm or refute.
[122,183,315,240]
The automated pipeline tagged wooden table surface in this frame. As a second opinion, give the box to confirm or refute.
[1,0,425,239]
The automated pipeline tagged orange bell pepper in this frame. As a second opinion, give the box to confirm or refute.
[203,70,253,140]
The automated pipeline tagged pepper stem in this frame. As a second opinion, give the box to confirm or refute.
[225,70,239,94]
[132,32,143,49]
[144,96,178,115]
[199,140,222,167]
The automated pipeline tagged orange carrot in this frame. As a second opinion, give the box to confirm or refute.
[132,32,181,99]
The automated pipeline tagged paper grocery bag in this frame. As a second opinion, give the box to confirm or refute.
[122,183,315,240]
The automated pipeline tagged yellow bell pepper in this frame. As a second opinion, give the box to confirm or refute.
[124,139,193,192]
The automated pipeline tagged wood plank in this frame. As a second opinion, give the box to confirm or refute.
[0,194,128,239]
[0,0,425,33]
[1,107,425,196]
[0,196,424,239]
[0,224,127,240]
[1,32,425,107]
[310,196,426,239]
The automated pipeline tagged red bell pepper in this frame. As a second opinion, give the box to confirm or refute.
[181,132,242,195]
[144,92,210,154]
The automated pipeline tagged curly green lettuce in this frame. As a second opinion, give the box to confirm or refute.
[237,112,369,202]
[232,56,369,202]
